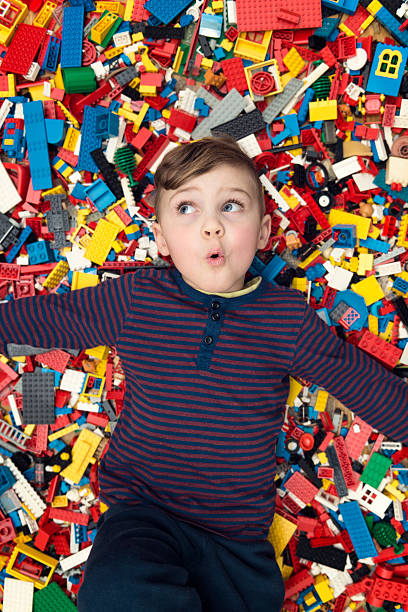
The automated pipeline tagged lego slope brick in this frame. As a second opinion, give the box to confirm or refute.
[235,0,322,32]
[1,24,46,75]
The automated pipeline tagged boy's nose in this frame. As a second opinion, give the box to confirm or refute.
[202,219,225,237]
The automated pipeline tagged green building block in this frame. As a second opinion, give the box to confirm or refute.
[360,451,392,489]
[33,581,77,612]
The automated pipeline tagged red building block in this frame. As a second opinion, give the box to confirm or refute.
[235,0,321,32]
[1,24,46,75]
[357,329,402,369]
[221,57,247,93]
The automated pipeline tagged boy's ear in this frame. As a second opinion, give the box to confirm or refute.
[151,221,170,256]
[257,214,272,250]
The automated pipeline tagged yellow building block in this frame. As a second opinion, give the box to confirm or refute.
[379,320,393,342]
[234,30,272,63]
[212,0,223,11]
[367,0,384,16]
[7,543,58,589]
[84,219,119,265]
[91,12,119,44]
[220,38,233,52]
[309,99,338,122]
[71,271,100,290]
[384,482,405,502]
[56,100,79,128]
[357,253,373,276]
[286,377,303,407]
[123,0,134,20]
[48,423,80,442]
[368,224,380,239]
[351,275,385,306]
[61,429,102,484]
[33,1,57,27]
[139,84,157,96]
[141,49,158,72]
[397,215,408,248]
[0,0,27,46]
[201,57,214,70]
[0,74,16,97]
[283,47,305,77]
[314,575,334,603]
[95,1,125,15]
[24,424,36,436]
[329,209,371,240]
[318,451,328,464]
[244,58,282,99]
[51,495,68,507]
[105,45,126,59]
[86,345,110,360]
[368,313,379,335]
[315,389,328,412]
[80,374,105,401]
[297,250,321,269]
[173,47,183,72]
[63,127,80,152]
[267,513,297,558]
[43,260,69,289]
[291,277,307,292]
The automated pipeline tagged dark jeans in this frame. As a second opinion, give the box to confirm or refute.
[77,503,285,612]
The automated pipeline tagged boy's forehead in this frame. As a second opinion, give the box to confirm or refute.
[164,164,259,197]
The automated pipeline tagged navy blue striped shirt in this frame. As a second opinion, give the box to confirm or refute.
[0,266,407,540]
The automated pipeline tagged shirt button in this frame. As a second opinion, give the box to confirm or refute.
[204,335,213,344]
[211,301,221,310]
[211,312,220,321]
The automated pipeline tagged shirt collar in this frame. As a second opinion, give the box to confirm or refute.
[171,267,267,307]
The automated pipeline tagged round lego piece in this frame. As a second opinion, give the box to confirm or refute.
[345,47,368,71]
[250,71,275,95]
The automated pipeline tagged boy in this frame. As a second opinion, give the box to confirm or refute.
[0,136,407,612]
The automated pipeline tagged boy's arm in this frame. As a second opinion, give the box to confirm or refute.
[0,272,134,356]
[289,298,408,446]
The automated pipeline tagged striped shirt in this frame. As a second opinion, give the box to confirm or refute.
[1,265,407,541]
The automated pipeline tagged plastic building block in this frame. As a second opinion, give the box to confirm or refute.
[60,6,84,69]
[22,102,52,191]
[0,24,46,75]
[3,577,34,612]
[211,109,265,141]
[144,0,191,24]
[60,428,102,483]
[262,78,304,124]
[221,57,247,93]
[338,501,377,560]
[22,371,55,425]
[77,105,104,172]
[360,451,392,489]
[192,88,248,139]
[366,42,408,96]
[33,581,77,611]
[235,0,321,32]
[6,542,58,589]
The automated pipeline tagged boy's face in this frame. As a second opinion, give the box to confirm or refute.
[152,164,271,293]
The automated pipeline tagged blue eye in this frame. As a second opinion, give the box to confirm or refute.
[176,199,244,214]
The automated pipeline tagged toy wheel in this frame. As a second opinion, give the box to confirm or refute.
[251,71,275,95]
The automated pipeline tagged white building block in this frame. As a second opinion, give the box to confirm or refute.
[59,544,93,572]
[3,577,34,612]
[60,369,86,394]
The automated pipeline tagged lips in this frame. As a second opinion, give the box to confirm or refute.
[206,249,224,259]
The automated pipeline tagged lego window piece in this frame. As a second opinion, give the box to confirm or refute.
[376,48,402,78]
[367,42,408,96]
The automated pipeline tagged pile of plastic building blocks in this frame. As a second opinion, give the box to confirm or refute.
[1,0,408,610]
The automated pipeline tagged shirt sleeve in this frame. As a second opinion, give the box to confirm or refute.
[0,271,135,356]
[290,298,408,447]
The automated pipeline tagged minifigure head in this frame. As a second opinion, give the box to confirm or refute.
[151,136,271,294]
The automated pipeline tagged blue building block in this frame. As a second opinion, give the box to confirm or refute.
[366,42,408,96]
[94,111,119,138]
[26,241,54,265]
[374,168,408,200]
[297,88,315,124]
[359,236,389,253]
[6,226,32,263]
[199,13,223,38]
[271,114,300,145]
[69,0,94,13]
[213,46,226,61]
[373,5,408,47]
[22,101,52,190]
[179,14,193,27]
[0,466,15,496]
[2,119,25,160]
[144,0,192,24]
[322,0,358,14]
[61,5,84,68]
[77,105,103,172]
[313,17,340,39]
[83,178,116,211]
[393,277,408,294]
[332,224,357,248]
[45,119,65,144]
[338,501,377,560]
[42,35,61,72]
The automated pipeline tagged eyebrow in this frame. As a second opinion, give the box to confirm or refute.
[169,186,252,202]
